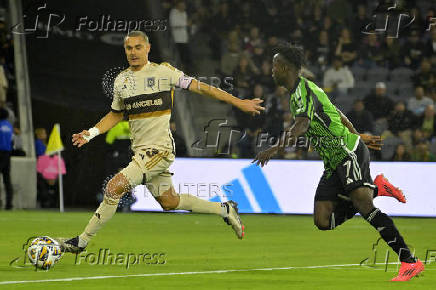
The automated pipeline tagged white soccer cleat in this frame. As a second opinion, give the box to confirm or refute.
[222,201,245,239]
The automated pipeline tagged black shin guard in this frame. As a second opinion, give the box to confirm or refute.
[365,208,416,263]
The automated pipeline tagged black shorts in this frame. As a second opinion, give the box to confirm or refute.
[315,139,376,202]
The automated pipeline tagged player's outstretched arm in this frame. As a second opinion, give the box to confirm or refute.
[72,111,124,148]
[253,117,310,167]
[336,108,383,151]
[188,79,265,116]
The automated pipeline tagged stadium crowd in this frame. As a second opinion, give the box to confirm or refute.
[165,0,436,161]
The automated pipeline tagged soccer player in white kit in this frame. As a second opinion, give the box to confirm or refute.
[60,31,265,252]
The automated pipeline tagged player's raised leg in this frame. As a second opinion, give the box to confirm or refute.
[350,187,424,281]
[148,174,244,239]
[59,172,131,253]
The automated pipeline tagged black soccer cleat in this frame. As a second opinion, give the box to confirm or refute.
[57,236,86,254]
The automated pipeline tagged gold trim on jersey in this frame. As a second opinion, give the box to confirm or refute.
[145,151,170,170]
[129,109,171,120]
[171,88,174,107]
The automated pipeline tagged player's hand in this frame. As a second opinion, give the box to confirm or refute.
[238,98,265,116]
[252,146,279,167]
[360,134,383,151]
[72,130,90,148]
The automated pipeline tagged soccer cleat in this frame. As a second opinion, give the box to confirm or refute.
[391,259,424,281]
[374,174,406,203]
[222,201,245,239]
[56,236,86,254]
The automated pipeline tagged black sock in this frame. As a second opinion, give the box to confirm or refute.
[330,200,358,229]
[364,208,416,263]
[373,187,378,198]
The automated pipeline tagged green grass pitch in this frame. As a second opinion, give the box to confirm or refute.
[0,210,435,289]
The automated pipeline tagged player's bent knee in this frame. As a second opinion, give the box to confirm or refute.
[105,173,131,199]
[314,218,331,231]
[156,188,180,211]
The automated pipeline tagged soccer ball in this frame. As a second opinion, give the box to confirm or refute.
[27,236,63,270]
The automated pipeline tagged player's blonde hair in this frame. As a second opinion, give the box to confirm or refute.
[124,31,149,44]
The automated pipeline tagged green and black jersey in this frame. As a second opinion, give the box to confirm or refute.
[289,76,360,173]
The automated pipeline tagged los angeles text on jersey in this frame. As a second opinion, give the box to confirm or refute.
[126,98,163,110]
[123,91,172,116]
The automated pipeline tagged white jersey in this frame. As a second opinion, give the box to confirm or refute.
[111,61,192,152]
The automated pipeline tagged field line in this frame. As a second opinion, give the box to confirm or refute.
[0,262,400,285]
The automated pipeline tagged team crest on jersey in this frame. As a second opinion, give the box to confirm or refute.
[147,77,155,88]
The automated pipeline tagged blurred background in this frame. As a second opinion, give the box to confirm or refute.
[0,0,434,210]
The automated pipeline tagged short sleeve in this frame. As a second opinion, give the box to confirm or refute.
[294,83,314,120]
[160,62,193,89]
[111,76,125,112]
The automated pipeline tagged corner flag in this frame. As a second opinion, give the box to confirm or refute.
[44,123,65,212]
[45,123,64,155]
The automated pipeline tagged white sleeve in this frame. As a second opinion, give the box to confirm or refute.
[161,62,193,89]
[111,76,125,112]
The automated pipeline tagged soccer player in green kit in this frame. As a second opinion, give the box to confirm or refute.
[253,44,424,281]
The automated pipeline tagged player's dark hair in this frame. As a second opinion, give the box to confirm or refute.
[274,44,305,71]
[125,30,149,43]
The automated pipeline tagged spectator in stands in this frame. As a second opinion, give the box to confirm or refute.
[34,128,47,157]
[169,0,191,69]
[210,2,233,60]
[322,16,337,42]
[0,108,13,209]
[264,36,279,61]
[413,58,435,92]
[323,57,354,97]
[351,4,370,43]
[220,42,241,76]
[254,60,275,93]
[382,37,402,69]
[412,140,436,162]
[387,101,416,136]
[244,26,263,55]
[391,144,411,161]
[402,29,424,69]
[363,82,394,121]
[309,30,332,71]
[424,28,436,57]
[170,120,187,157]
[412,128,426,146]
[407,86,433,117]
[335,28,357,67]
[251,44,265,69]
[417,104,436,140]
[234,84,265,134]
[359,34,384,67]
[346,99,374,133]
[233,54,259,97]
[263,95,284,141]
